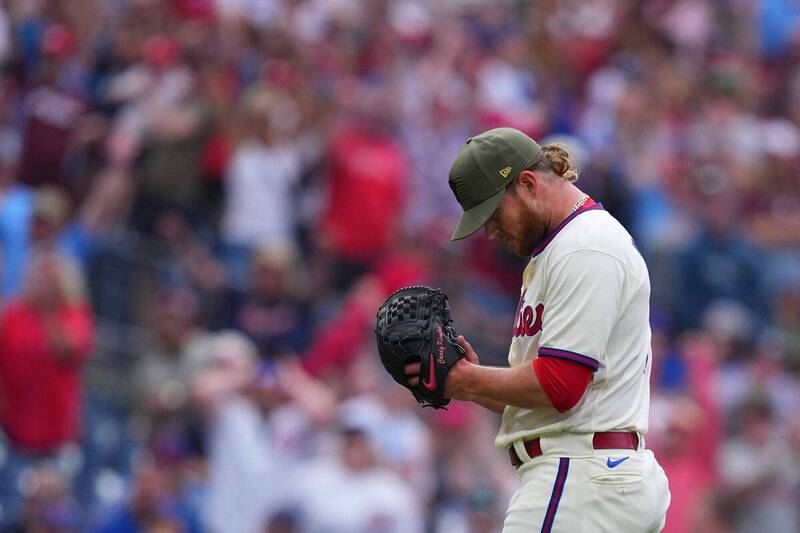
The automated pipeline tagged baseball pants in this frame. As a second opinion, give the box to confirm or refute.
[502,435,670,532]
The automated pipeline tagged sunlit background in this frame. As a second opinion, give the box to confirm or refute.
[0,0,799,532]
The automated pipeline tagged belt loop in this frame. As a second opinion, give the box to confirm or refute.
[513,440,532,464]
[638,433,645,451]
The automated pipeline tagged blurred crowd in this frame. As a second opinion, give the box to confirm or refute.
[0,0,799,532]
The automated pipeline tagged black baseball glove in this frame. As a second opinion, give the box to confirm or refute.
[375,286,465,409]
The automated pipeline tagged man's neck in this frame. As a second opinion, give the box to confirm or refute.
[546,185,586,234]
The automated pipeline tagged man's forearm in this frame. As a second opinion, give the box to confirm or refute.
[455,362,552,410]
[471,397,506,414]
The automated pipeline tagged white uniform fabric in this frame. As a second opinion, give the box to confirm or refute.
[504,438,669,532]
[495,201,670,532]
[497,202,652,446]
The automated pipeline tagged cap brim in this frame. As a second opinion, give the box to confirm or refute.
[451,189,505,241]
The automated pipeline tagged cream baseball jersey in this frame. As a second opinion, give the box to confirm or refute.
[495,199,653,449]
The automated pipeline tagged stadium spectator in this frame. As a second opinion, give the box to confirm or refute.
[226,243,311,358]
[0,2,798,531]
[0,186,97,297]
[284,410,423,533]
[319,83,408,290]
[93,461,201,533]
[678,191,767,329]
[16,24,85,191]
[651,334,721,533]
[0,249,93,451]
[719,396,800,532]
[132,286,213,461]
[0,249,93,526]
[191,331,335,533]
[14,464,82,533]
[220,84,303,285]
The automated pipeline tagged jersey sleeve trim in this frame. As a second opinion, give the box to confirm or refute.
[538,347,600,371]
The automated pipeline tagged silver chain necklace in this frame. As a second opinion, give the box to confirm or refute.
[569,194,589,215]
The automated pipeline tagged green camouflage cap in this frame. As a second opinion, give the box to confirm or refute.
[448,127,542,240]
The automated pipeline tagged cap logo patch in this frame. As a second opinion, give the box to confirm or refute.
[499,166,512,178]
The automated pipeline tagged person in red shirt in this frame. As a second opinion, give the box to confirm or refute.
[323,124,407,262]
[652,335,721,533]
[0,248,94,453]
[320,85,408,290]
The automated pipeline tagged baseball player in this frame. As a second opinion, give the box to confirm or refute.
[405,128,671,532]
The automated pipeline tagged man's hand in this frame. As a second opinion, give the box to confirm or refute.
[404,335,479,400]
[376,286,464,408]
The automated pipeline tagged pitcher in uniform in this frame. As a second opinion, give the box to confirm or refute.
[406,127,670,532]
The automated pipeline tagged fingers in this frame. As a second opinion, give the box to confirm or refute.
[456,335,480,364]
[405,363,420,374]
[456,335,472,352]
[405,362,420,387]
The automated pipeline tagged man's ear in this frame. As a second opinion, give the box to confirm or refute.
[516,169,538,196]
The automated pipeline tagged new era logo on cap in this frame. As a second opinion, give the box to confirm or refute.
[499,166,512,178]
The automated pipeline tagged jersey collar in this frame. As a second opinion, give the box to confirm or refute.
[529,197,604,258]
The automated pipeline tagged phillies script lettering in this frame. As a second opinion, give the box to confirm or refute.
[513,289,544,337]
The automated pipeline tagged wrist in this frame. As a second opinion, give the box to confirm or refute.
[448,359,479,401]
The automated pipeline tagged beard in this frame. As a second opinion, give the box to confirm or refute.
[509,208,548,257]
[495,190,551,257]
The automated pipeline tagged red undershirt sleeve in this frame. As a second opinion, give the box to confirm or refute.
[533,356,594,413]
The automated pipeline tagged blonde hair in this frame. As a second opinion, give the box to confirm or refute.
[22,248,87,304]
[529,143,579,183]
[252,241,306,298]
[234,85,278,144]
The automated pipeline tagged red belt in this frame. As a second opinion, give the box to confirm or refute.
[509,432,639,467]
